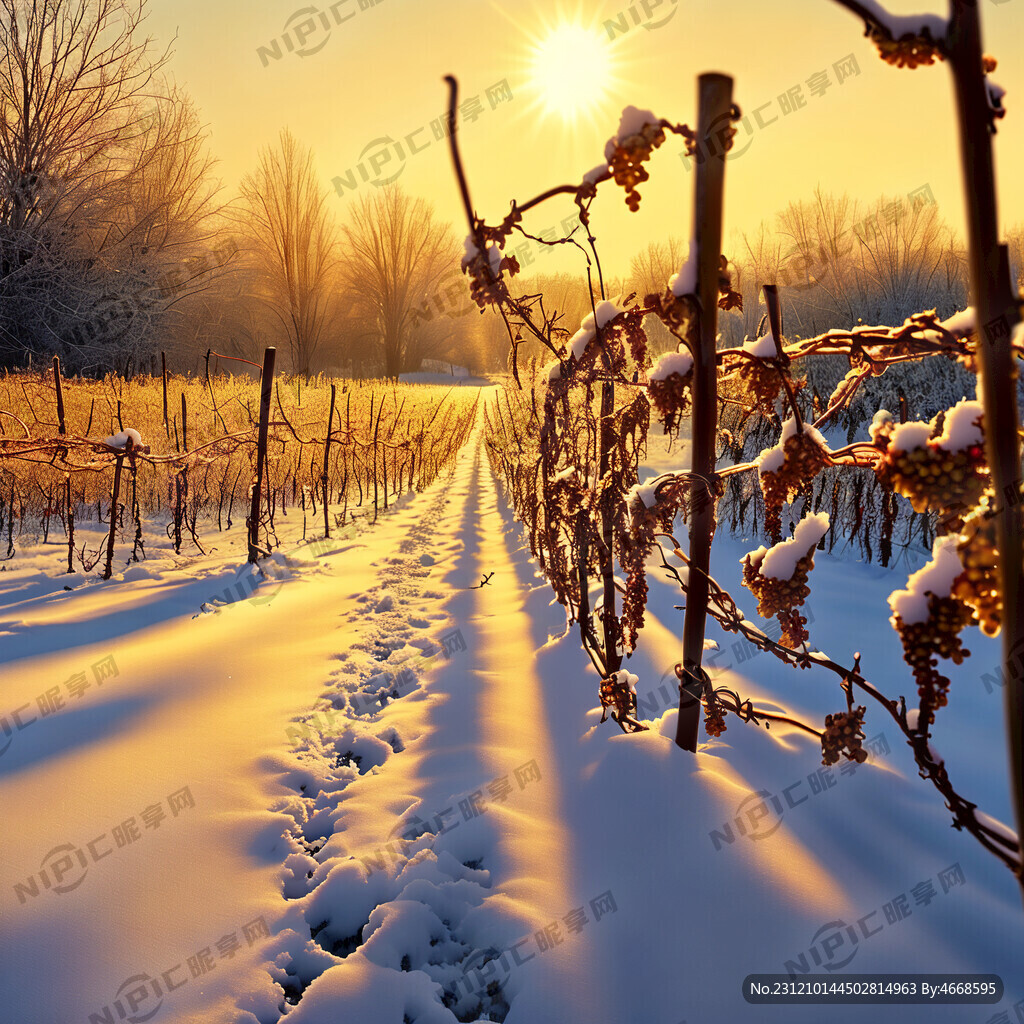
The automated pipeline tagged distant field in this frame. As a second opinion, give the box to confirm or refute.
[0,370,480,568]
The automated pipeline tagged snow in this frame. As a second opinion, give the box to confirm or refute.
[103,427,143,448]
[460,235,501,275]
[987,79,1006,113]
[780,416,825,448]
[869,408,894,443]
[615,105,659,140]
[567,299,625,361]
[398,372,489,386]
[935,399,983,452]
[757,418,827,476]
[939,306,975,337]
[668,237,698,297]
[743,331,779,358]
[757,512,831,580]
[882,399,982,454]
[757,444,786,475]
[583,163,607,185]
[3,394,1023,1023]
[974,810,1019,850]
[604,105,659,160]
[888,534,964,625]
[627,472,673,511]
[852,0,947,40]
[648,350,693,382]
[888,420,932,453]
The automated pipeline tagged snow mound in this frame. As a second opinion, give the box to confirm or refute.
[743,331,779,358]
[888,421,932,453]
[888,534,964,625]
[648,351,693,382]
[103,428,143,448]
[567,300,626,361]
[869,409,894,443]
[939,306,975,337]
[668,237,698,297]
[758,512,831,580]
[757,418,827,476]
[935,399,983,452]
[884,400,982,454]
[626,473,673,512]
[604,105,659,160]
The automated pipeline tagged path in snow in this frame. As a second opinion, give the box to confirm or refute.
[3,390,1022,1024]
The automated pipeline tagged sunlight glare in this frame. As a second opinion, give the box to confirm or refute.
[529,22,614,123]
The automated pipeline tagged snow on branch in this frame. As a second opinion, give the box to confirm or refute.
[831,0,948,65]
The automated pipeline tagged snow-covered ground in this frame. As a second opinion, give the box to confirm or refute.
[399,369,491,387]
[1,390,1021,1023]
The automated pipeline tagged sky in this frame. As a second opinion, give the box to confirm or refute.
[144,0,1024,280]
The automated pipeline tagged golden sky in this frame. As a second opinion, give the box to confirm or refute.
[145,0,1023,279]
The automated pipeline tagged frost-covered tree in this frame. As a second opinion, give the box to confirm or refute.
[0,0,226,373]
[237,129,338,377]
[339,185,461,378]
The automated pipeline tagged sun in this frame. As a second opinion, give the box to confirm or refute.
[528,22,615,124]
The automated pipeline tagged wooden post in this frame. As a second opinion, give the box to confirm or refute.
[161,351,169,438]
[102,447,128,580]
[675,73,733,752]
[323,383,336,538]
[946,1,1024,899]
[248,347,276,562]
[372,395,382,522]
[52,356,65,435]
[65,474,74,574]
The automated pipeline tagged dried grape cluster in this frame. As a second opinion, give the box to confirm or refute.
[462,241,519,310]
[954,501,1001,636]
[869,27,943,69]
[608,121,666,211]
[759,430,830,508]
[736,360,786,411]
[892,594,974,722]
[873,416,988,517]
[741,547,815,618]
[777,605,811,650]
[821,705,868,766]
[598,671,643,731]
[648,371,692,434]
[704,699,727,738]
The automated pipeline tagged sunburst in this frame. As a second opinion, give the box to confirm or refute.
[525,17,619,126]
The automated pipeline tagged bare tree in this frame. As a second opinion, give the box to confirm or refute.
[0,0,171,234]
[238,129,338,376]
[339,184,460,378]
[0,1,237,373]
[628,237,686,297]
[769,188,964,333]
